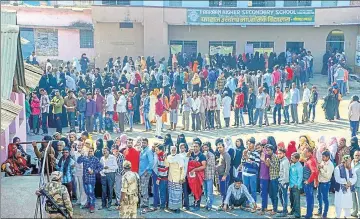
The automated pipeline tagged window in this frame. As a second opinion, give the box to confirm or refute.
[209,41,236,55]
[246,41,274,54]
[209,0,237,7]
[74,0,94,6]
[168,0,182,7]
[286,42,304,54]
[1,0,11,5]
[321,1,337,7]
[120,22,133,28]
[169,40,197,57]
[247,41,274,49]
[250,0,275,7]
[284,0,312,7]
[326,29,345,52]
[102,0,130,5]
[80,30,94,48]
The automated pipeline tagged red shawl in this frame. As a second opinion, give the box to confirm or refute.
[7,144,17,159]
[187,160,204,201]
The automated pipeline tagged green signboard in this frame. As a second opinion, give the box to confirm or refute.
[187,8,315,25]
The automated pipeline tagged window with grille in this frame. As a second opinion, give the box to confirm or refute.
[247,41,274,48]
[120,22,133,28]
[169,40,197,56]
[209,41,236,55]
[250,0,275,7]
[321,0,337,7]
[80,30,94,48]
[209,0,237,7]
[168,0,182,7]
[74,0,94,6]
[284,0,312,7]
[102,0,130,5]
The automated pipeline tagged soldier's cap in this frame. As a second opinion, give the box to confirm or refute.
[123,160,132,169]
[50,171,63,181]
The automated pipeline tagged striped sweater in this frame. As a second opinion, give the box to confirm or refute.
[157,151,168,180]
[242,150,260,175]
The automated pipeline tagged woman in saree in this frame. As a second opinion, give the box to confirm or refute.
[2,149,29,176]
[298,135,315,163]
[161,93,169,127]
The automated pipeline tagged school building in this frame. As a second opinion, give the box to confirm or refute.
[92,2,360,73]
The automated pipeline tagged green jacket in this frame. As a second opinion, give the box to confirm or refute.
[43,181,73,217]
[25,100,31,118]
[51,96,64,114]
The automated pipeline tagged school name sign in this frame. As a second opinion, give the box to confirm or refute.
[186,8,315,25]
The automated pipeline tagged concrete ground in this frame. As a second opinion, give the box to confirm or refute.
[2,74,359,218]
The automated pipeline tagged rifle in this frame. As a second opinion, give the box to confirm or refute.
[38,189,71,219]
[137,173,142,215]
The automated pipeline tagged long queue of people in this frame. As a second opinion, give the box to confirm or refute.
[4,132,360,218]
[25,48,358,140]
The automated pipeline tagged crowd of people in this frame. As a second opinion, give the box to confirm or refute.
[12,48,358,218]
[24,48,359,139]
[4,132,360,218]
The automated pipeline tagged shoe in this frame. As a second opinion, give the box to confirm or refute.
[98,206,106,210]
[277,213,287,217]
[89,207,95,213]
[81,205,89,209]
[191,206,200,211]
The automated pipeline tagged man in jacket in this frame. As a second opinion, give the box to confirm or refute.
[64,90,77,133]
[277,148,290,217]
[77,89,87,132]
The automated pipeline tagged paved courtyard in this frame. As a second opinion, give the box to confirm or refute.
[18,74,359,218]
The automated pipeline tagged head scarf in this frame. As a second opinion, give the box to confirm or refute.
[318,136,326,145]
[328,136,338,158]
[103,132,111,141]
[286,141,297,160]
[167,145,184,166]
[119,134,128,150]
[224,136,235,152]
[350,136,359,158]
[267,136,277,152]
[176,134,188,151]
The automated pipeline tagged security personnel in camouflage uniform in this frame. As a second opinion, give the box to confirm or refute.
[120,160,140,218]
[36,171,73,218]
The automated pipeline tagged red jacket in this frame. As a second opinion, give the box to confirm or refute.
[304,156,319,184]
[123,147,140,173]
[286,67,294,81]
[235,93,244,109]
[155,99,165,116]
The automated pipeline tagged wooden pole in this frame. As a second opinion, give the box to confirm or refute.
[10,141,49,145]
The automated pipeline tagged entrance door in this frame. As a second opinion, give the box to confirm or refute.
[286,42,304,54]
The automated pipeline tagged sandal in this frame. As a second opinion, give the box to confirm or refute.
[141,208,157,214]
[268,211,277,216]
[249,209,256,213]
[258,211,265,215]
